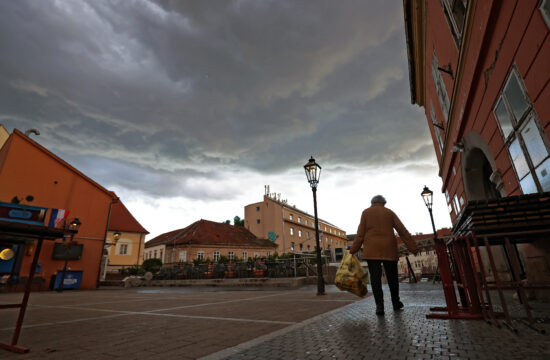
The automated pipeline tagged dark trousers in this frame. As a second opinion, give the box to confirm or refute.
[366,260,399,306]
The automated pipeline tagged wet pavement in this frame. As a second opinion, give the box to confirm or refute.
[202,283,550,360]
[1,283,549,359]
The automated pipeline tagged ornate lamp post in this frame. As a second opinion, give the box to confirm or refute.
[421,185,440,283]
[421,186,438,236]
[304,156,325,295]
[56,218,81,292]
[102,231,120,281]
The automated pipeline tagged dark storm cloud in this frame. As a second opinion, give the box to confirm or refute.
[0,0,430,198]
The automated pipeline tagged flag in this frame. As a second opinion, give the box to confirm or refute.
[49,209,70,228]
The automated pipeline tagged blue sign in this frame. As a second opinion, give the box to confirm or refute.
[0,202,48,226]
[54,270,83,290]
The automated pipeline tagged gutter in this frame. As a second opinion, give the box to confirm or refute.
[96,195,118,288]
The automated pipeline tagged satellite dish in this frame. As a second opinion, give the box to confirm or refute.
[0,248,15,261]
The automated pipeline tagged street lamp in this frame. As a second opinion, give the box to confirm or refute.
[304,156,325,295]
[421,186,437,236]
[421,185,440,284]
[56,218,81,292]
[102,231,120,281]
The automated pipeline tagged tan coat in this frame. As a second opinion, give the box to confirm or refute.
[350,203,418,261]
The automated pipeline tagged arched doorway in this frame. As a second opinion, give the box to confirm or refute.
[463,148,500,200]
[461,132,515,282]
[461,131,505,200]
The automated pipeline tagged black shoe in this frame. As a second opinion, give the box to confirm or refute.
[376,304,384,316]
[393,301,404,311]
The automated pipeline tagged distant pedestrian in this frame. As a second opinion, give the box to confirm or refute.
[350,195,418,315]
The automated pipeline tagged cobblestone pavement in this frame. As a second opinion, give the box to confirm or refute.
[203,283,550,360]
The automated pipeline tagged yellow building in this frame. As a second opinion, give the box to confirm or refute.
[0,125,9,146]
[103,199,148,277]
[244,189,347,257]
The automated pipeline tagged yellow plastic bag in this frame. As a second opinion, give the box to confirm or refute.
[335,251,368,297]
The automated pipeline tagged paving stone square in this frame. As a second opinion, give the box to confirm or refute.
[1,283,550,359]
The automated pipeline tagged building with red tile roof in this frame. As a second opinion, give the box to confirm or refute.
[102,199,149,278]
[396,228,452,278]
[145,219,277,265]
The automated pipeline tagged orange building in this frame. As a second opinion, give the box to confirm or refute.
[0,129,117,289]
[244,190,347,257]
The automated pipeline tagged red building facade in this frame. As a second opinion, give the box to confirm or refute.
[405,0,550,221]
[404,1,550,294]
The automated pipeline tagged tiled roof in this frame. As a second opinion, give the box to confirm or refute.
[108,200,149,234]
[145,219,277,248]
[396,228,452,244]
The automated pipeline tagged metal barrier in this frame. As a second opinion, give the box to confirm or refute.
[154,254,329,280]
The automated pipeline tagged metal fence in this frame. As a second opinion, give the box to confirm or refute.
[153,255,327,280]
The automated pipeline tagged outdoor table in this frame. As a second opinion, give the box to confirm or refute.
[427,192,550,333]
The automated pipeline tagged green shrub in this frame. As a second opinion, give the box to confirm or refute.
[142,258,163,273]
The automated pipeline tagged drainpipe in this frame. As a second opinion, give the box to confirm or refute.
[136,233,143,267]
[96,196,118,288]
[281,205,285,254]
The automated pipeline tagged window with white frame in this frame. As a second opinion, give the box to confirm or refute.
[431,101,445,154]
[494,68,550,193]
[119,244,128,255]
[289,214,293,220]
[290,242,295,251]
[179,250,187,262]
[432,52,451,122]
[197,251,204,260]
[298,230,302,237]
[290,227,294,236]
[305,219,308,225]
[213,251,220,261]
[541,0,550,28]
[242,252,248,260]
[298,217,301,223]
[453,194,461,214]
[228,251,234,261]
[441,0,468,46]
[306,232,310,239]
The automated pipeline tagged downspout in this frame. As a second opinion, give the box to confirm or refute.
[136,233,143,267]
[281,204,285,254]
[96,196,118,288]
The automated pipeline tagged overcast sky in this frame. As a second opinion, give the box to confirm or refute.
[0,0,452,240]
